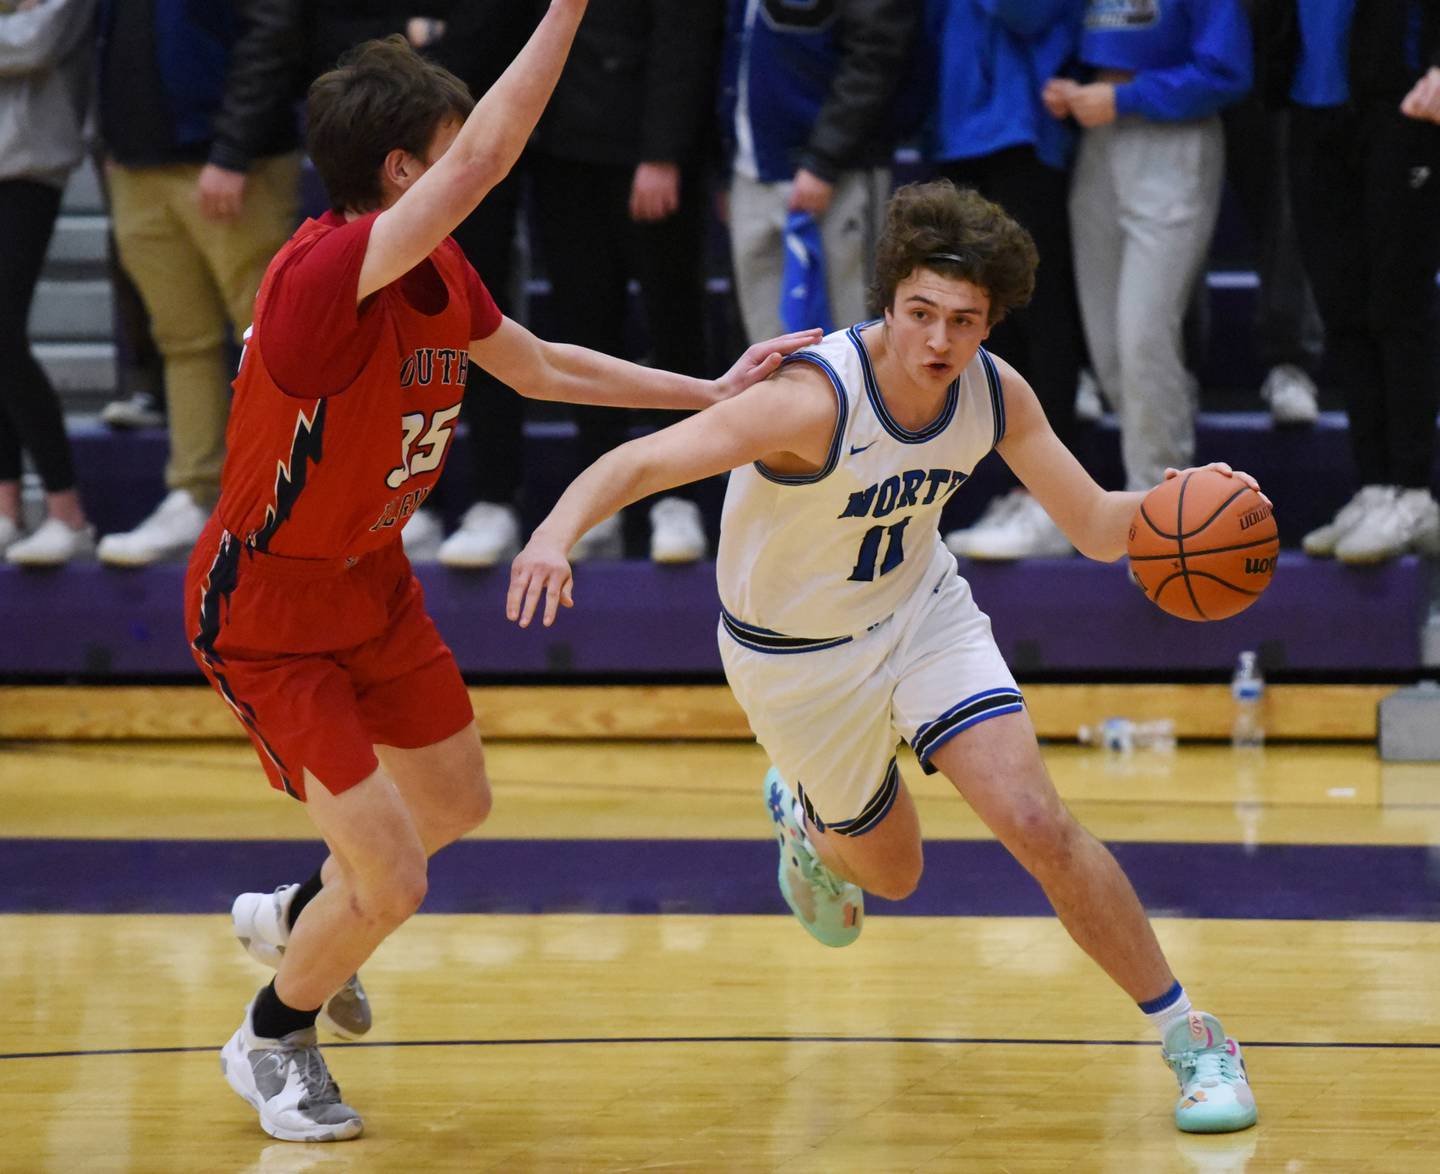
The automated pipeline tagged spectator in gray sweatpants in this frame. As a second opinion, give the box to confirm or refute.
[1045,0,1252,492]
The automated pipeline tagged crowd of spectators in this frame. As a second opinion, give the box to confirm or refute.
[2,0,1439,570]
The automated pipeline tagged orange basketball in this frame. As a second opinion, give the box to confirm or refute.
[1126,468,1277,622]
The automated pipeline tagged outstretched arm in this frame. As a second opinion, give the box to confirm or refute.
[507,365,840,627]
[992,354,1267,561]
[356,0,588,302]
[469,317,821,411]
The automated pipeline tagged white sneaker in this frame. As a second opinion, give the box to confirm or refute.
[221,1004,364,1143]
[967,492,1074,560]
[0,515,18,558]
[1335,488,1440,564]
[944,488,1027,558]
[96,489,208,567]
[5,518,95,567]
[1260,364,1319,426]
[100,390,166,430]
[570,511,624,561]
[1075,369,1108,422]
[649,497,707,563]
[438,501,520,568]
[1301,484,1396,557]
[399,508,443,561]
[231,885,372,1041]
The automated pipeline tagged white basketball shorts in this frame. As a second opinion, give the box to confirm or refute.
[718,552,1023,837]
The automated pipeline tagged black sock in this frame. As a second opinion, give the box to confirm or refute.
[287,869,324,930]
[251,980,320,1040]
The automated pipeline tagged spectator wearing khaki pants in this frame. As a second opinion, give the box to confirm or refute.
[96,0,302,566]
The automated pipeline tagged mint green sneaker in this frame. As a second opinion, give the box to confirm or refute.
[763,768,863,947]
[1163,1012,1258,1133]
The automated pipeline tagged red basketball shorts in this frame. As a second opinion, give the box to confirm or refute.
[184,520,474,800]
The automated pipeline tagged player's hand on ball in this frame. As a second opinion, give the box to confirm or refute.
[1163,463,1271,509]
[713,330,823,403]
[508,536,575,629]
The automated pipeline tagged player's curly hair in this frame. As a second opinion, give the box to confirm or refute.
[870,180,1038,324]
[307,35,474,213]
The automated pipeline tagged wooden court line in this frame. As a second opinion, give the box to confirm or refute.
[0,682,1395,741]
[6,1035,1438,1063]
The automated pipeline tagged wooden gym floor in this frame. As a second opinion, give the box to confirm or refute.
[2,710,1438,1172]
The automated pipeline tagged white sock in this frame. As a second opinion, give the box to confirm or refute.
[1140,981,1192,1041]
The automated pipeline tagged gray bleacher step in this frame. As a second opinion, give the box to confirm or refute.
[47,214,110,267]
[30,279,112,339]
[35,341,116,395]
[60,158,105,214]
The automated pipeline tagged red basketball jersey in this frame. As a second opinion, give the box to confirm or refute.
[214,210,501,560]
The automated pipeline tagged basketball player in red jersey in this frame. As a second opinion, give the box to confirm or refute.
[187,1,820,1142]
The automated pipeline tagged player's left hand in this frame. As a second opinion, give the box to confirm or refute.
[196,164,247,221]
[630,162,680,222]
[508,533,575,629]
[1164,462,1272,508]
[713,329,823,403]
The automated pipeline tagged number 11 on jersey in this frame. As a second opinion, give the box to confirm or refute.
[849,517,909,582]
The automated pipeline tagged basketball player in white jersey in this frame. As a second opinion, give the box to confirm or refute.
[508,181,1266,1134]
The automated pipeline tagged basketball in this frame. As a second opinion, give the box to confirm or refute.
[1127,468,1278,622]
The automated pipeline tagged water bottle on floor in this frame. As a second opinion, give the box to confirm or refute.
[1077,717,1176,753]
[1230,650,1266,748]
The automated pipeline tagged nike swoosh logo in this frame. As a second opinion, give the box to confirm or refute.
[850,442,876,455]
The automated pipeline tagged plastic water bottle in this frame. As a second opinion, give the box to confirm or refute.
[1077,717,1177,753]
[1230,650,1266,748]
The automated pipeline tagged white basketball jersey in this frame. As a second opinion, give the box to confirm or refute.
[717,322,1006,639]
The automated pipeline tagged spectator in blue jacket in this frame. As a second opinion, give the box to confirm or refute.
[721,0,918,345]
[1045,0,1252,493]
[95,0,303,567]
[929,0,1088,561]
[1268,0,1440,564]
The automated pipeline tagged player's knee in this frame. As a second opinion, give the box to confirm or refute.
[1006,800,1077,875]
[356,855,428,927]
[447,768,492,836]
[868,855,923,902]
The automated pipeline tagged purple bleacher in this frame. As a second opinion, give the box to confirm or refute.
[0,552,1427,677]
[70,411,1392,548]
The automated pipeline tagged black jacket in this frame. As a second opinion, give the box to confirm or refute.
[1258,0,1440,107]
[101,0,301,170]
[529,0,726,168]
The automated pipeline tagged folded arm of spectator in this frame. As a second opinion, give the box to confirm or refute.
[1113,2,1253,122]
[798,0,918,182]
[0,0,96,76]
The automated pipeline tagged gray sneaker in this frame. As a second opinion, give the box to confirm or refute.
[232,885,373,1040]
[221,1006,363,1142]
[1335,488,1440,564]
[1301,485,1395,557]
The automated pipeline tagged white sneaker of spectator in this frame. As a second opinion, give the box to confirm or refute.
[438,502,520,568]
[570,512,624,562]
[965,491,1075,560]
[1260,364,1319,426]
[649,497,707,563]
[399,508,443,562]
[1301,485,1396,557]
[944,488,1027,558]
[100,390,166,430]
[5,518,96,567]
[0,515,18,559]
[1075,369,1108,423]
[1334,488,1440,565]
[96,489,208,567]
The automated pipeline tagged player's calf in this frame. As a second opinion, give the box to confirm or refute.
[232,884,373,1040]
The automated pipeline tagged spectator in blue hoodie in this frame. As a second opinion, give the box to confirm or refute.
[1266,0,1440,565]
[928,0,1088,561]
[1044,0,1252,494]
[95,0,303,568]
[721,0,918,346]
